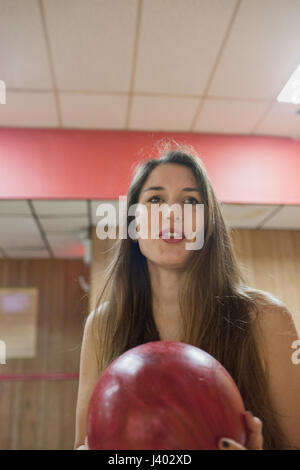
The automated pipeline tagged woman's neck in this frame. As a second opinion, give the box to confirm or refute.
[147,261,184,339]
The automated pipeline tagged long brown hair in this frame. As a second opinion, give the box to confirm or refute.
[90,138,291,450]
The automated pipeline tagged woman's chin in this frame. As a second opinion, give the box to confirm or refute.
[148,252,191,269]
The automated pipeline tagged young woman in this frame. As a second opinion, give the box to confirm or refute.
[74,142,300,450]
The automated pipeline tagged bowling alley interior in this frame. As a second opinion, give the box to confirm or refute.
[0,0,300,451]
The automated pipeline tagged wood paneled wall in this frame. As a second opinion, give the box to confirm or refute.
[0,259,89,450]
[231,229,300,336]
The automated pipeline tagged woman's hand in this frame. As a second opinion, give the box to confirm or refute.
[75,436,90,450]
[218,411,263,450]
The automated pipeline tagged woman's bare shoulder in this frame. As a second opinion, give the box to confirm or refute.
[245,289,300,448]
[244,287,289,324]
[244,288,295,371]
[251,288,286,309]
[245,286,285,310]
[246,287,299,369]
[247,288,294,327]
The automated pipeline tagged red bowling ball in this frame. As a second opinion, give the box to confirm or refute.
[87,341,247,450]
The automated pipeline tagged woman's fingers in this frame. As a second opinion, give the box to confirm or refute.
[244,411,263,450]
[76,444,87,450]
[218,411,263,450]
[218,438,246,450]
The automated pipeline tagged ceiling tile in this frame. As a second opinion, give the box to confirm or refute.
[220,204,280,228]
[47,232,85,257]
[47,233,87,244]
[254,102,300,139]
[40,215,88,233]
[0,200,31,215]
[0,0,53,89]
[262,205,300,229]
[134,0,237,94]
[43,0,138,91]
[0,91,58,127]
[208,0,300,99]
[59,93,128,129]
[129,95,199,131]
[0,216,43,247]
[194,98,269,134]
[32,199,87,216]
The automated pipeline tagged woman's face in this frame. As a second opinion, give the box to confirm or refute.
[135,163,204,269]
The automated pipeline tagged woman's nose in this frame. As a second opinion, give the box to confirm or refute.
[166,212,181,221]
[161,203,182,220]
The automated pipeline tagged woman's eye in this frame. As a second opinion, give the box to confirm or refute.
[184,197,199,205]
[148,196,161,203]
[148,196,199,204]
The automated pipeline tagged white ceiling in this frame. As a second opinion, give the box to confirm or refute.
[0,199,299,259]
[0,0,299,137]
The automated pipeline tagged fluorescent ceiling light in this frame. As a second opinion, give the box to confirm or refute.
[277,63,300,104]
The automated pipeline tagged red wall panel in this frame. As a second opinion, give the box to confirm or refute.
[0,127,299,204]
